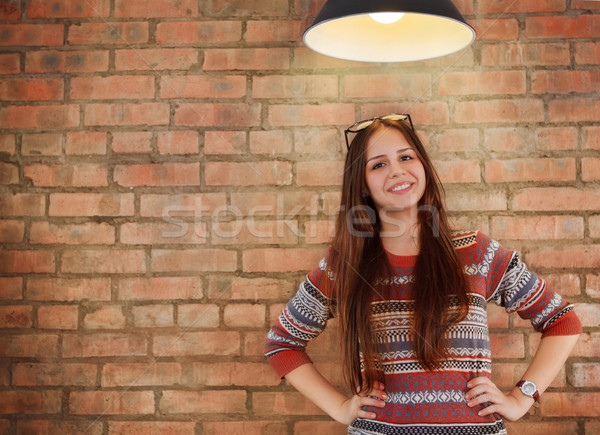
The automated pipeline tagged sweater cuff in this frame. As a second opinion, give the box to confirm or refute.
[267,350,313,378]
[541,310,582,337]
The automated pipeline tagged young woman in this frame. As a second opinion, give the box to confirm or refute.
[264,115,581,434]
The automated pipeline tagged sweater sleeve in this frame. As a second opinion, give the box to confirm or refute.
[264,257,336,378]
[484,233,582,337]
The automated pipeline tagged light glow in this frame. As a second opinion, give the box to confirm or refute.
[369,12,405,24]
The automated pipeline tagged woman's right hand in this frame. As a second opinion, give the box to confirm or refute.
[333,381,388,425]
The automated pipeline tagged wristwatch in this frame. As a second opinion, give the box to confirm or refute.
[516,380,539,402]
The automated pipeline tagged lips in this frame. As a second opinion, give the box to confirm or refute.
[389,182,412,193]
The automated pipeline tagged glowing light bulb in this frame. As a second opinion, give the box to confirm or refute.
[369,12,405,24]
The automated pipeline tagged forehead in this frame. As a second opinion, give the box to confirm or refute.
[365,127,413,159]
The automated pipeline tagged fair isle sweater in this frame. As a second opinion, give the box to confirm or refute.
[264,231,582,435]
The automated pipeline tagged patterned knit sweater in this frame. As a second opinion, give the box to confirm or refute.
[264,231,582,435]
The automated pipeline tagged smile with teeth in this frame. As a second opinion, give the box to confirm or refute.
[390,182,412,192]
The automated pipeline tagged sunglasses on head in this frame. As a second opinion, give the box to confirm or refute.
[344,113,414,150]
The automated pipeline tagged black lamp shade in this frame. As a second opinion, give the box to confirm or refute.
[303,0,476,62]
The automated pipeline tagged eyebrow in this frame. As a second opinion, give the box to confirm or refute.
[366,147,413,163]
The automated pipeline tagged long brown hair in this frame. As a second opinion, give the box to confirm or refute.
[329,118,469,394]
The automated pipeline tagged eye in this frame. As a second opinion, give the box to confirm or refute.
[399,155,413,162]
[372,161,385,170]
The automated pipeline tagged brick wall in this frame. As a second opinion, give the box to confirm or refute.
[0,0,598,433]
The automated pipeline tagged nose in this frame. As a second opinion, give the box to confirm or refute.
[389,161,406,178]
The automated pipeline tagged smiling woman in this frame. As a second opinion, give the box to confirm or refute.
[265,116,582,435]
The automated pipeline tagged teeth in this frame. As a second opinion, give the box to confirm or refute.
[391,183,410,192]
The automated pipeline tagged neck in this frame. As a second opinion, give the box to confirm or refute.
[378,208,420,256]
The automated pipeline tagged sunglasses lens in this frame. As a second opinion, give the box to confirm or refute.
[383,114,407,122]
[349,120,374,132]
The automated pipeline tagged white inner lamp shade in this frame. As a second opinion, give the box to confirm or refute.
[304,13,475,63]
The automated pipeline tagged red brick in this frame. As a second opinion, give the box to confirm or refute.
[575,42,600,64]
[160,390,246,414]
[572,303,600,327]
[0,53,19,74]
[151,249,237,272]
[204,48,289,70]
[513,187,600,211]
[177,304,219,328]
[174,102,260,127]
[37,305,79,329]
[28,0,110,17]
[0,162,18,184]
[157,20,241,44]
[204,0,288,16]
[83,305,126,329]
[71,75,155,100]
[61,249,146,273]
[569,332,600,357]
[85,102,169,126]
[470,19,518,41]
[114,163,199,187]
[0,24,63,46]
[504,421,578,435]
[0,104,79,129]
[153,331,240,356]
[481,43,570,67]
[204,130,246,154]
[570,363,600,388]
[243,247,325,272]
[527,244,600,269]
[66,131,107,154]
[439,71,525,95]
[344,73,431,99]
[249,130,292,154]
[485,158,575,183]
[253,392,324,416]
[0,0,21,20]
[580,157,600,182]
[22,132,62,155]
[111,131,152,153]
[438,129,479,152]
[304,219,335,245]
[224,303,265,327]
[25,163,108,187]
[204,422,288,435]
[49,193,134,216]
[0,305,31,328]
[26,50,109,73]
[544,273,581,297]
[446,190,507,212]
[13,363,97,386]
[0,391,61,414]
[0,277,22,300]
[28,278,111,301]
[70,391,154,415]
[486,304,508,329]
[491,216,583,240]
[68,22,148,45]
[0,250,55,273]
[585,127,600,150]
[211,219,298,245]
[0,334,58,357]
[0,134,15,154]
[62,333,147,358]
[157,130,198,154]
[132,305,174,327]
[526,15,600,39]
[139,193,226,217]
[254,74,337,99]
[535,127,577,151]
[120,222,207,245]
[293,128,339,154]
[0,78,63,101]
[489,333,524,358]
[482,128,531,153]
[269,103,354,127]
[117,277,202,300]
[161,74,246,98]
[246,19,310,42]
[455,99,544,124]
[205,161,292,186]
[109,421,195,435]
[532,70,600,94]
[359,102,450,126]
[115,0,196,17]
[540,392,600,416]
[293,46,373,70]
[208,276,293,300]
[591,216,600,238]
[432,160,481,183]
[18,421,103,435]
[479,0,565,13]
[296,161,343,186]
[231,191,319,216]
[191,362,279,387]
[115,48,197,70]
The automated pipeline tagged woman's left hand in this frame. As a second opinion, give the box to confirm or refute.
[465,376,534,422]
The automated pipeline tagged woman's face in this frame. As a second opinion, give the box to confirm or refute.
[364,127,426,217]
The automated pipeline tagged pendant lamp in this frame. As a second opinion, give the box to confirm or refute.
[303,0,476,63]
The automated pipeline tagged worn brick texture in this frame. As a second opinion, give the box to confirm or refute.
[0,0,598,433]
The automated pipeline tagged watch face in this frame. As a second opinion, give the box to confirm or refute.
[522,381,536,396]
